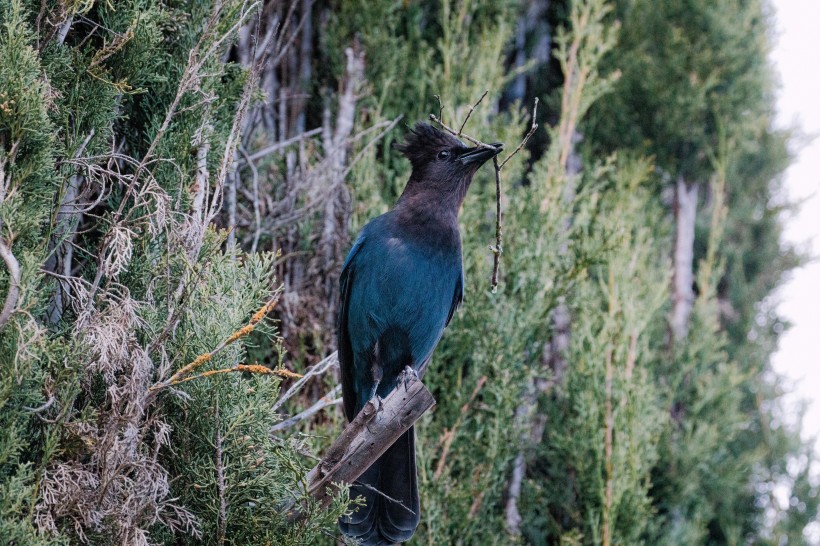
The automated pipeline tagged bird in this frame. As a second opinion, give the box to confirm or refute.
[337,122,502,545]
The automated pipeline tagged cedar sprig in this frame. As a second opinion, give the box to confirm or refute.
[149,296,298,392]
[170,363,301,386]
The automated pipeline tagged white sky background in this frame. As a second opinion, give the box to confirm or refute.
[770,1,820,458]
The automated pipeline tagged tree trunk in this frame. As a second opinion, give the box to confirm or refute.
[671,175,698,342]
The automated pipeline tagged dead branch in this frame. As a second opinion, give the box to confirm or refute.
[237,146,262,253]
[428,114,491,149]
[270,384,342,433]
[498,97,539,170]
[272,351,339,413]
[491,155,503,293]
[505,451,525,532]
[286,370,435,516]
[23,396,56,414]
[602,346,614,546]
[215,401,227,546]
[244,127,323,163]
[0,237,21,330]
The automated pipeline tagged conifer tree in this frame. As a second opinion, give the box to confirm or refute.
[0,0,816,544]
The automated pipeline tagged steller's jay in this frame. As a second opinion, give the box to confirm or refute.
[337,123,502,545]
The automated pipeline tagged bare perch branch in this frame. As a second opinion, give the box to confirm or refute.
[0,238,21,330]
[244,127,323,163]
[286,371,435,517]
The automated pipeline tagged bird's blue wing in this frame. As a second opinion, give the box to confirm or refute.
[446,266,464,328]
[338,235,366,422]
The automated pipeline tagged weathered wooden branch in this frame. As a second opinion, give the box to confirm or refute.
[285,371,435,518]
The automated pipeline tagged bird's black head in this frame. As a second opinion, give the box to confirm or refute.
[394,123,502,207]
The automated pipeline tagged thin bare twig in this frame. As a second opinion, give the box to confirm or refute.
[430,94,539,292]
[458,89,488,135]
[271,351,338,413]
[0,238,21,330]
[428,114,493,149]
[215,401,227,546]
[434,95,444,125]
[434,375,487,479]
[269,0,313,68]
[491,155,503,293]
[245,127,323,162]
[237,146,262,253]
[339,115,404,181]
[603,347,614,546]
[498,97,539,170]
[270,384,342,433]
[23,396,56,414]
[354,481,416,516]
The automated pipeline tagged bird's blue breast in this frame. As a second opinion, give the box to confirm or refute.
[341,213,462,406]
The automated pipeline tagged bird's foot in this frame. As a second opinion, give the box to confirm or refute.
[398,366,419,390]
[364,393,385,414]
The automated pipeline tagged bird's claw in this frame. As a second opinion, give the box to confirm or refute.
[366,394,384,413]
[399,366,419,389]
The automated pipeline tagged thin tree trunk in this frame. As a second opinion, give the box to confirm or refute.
[506,130,580,536]
[45,130,95,323]
[671,175,698,342]
[318,43,364,328]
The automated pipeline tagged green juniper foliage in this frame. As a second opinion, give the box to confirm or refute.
[0,0,816,544]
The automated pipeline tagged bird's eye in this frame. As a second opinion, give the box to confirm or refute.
[437,150,450,160]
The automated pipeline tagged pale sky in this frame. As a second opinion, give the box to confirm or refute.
[770,0,820,464]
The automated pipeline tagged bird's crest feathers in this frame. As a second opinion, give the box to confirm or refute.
[393,122,464,163]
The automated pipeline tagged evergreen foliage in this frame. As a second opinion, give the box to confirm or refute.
[0,0,815,544]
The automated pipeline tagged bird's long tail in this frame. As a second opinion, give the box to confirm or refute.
[339,427,420,545]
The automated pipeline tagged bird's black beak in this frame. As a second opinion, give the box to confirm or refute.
[459,142,503,166]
